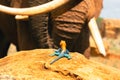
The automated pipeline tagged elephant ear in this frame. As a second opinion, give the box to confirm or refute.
[86,0,103,21]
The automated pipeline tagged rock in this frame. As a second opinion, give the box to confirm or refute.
[0,49,120,80]
[102,18,120,38]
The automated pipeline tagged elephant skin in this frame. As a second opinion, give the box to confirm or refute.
[0,0,18,58]
[0,0,103,58]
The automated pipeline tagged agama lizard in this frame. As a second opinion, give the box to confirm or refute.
[50,40,71,65]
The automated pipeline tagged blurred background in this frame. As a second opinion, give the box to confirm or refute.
[100,0,120,19]
[90,0,120,69]
[95,0,120,54]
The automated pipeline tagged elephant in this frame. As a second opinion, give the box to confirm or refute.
[0,0,103,58]
[0,0,19,58]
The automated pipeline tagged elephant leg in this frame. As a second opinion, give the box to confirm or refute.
[0,31,10,58]
[51,0,90,54]
[0,0,18,57]
[27,0,53,48]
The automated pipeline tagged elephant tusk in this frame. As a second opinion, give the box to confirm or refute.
[0,0,71,15]
[15,15,29,20]
[88,17,106,56]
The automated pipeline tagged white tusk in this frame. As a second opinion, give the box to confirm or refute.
[15,15,29,20]
[0,0,70,15]
[88,17,106,56]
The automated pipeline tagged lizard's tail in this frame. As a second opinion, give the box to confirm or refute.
[50,56,62,65]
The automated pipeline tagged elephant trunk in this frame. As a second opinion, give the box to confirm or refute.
[51,0,90,53]
[28,0,53,48]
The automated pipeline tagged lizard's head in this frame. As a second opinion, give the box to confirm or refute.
[60,40,66,49]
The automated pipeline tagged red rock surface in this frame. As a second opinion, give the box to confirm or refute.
[102,18,120,38]
[0,49,120,80]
